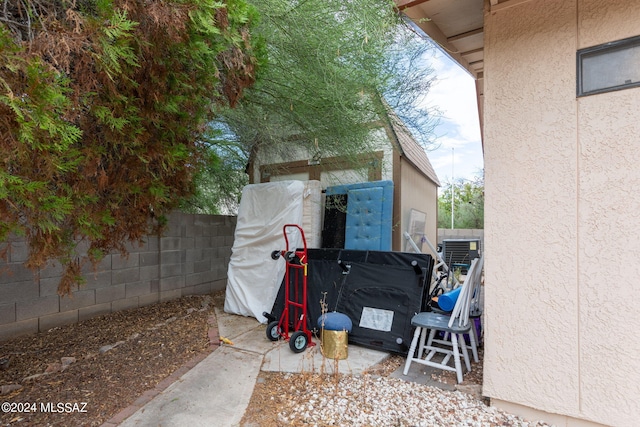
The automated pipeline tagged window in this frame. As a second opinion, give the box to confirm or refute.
[577,35,640,97]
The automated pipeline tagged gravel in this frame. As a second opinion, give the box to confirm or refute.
[271,373,553,427]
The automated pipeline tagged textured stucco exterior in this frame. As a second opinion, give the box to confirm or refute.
[483,1,640,426]
[399,158,438,251]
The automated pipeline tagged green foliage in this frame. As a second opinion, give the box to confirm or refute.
[97,10,139,79]
[438,171,485,229]
[187,0,437,212]
[181,126,249,214]
[224,0,429,154]
[0,0,260,293]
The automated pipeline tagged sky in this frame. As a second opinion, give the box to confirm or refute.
[422,49,484,185]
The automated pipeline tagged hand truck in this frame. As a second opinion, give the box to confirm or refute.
[265,224,316,353]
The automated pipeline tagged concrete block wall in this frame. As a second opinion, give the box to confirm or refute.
[437,228,484,248]
[0,212,236,341]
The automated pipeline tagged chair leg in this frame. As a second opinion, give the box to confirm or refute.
[417,327,429,359]
[403,326,422,375]
[423,328,437,352]
[458,333,471,372]
[469,324,479,363]
[450,333,463,383]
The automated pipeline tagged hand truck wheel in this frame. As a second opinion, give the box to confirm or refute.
[266,321,281,341]
[289,331,308,353]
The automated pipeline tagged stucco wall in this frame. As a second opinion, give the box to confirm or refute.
[0,213,235,341]
[576,1,640,423]
[483,1,640,426]
[399,160,439,250]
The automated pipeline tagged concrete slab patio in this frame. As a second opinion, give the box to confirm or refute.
[99,286,485,427]
[117,292,395,426]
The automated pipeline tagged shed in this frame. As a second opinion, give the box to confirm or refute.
[246,109,440,252]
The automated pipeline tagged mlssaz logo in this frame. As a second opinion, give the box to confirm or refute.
[40,402,88,413]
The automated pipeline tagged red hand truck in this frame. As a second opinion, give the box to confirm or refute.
[265,224,316,353]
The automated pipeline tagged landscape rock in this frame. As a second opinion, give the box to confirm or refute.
[266,374,552,427]
[0,384,22,395]
[99,344,114,354]
[61,357,76,369]
[45,362,62,374]
[455,383,483,399]
[99,341,125,354]
[23,373,47,382]
[0,357,10,370]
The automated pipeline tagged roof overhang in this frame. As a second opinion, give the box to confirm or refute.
[394,0,513,149]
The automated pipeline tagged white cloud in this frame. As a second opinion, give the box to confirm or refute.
[423,50,484,183]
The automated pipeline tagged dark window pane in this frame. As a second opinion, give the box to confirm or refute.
[577,36,640,96]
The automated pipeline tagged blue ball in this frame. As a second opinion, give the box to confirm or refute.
[318,312,352,332]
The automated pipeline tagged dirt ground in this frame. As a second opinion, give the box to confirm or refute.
[0,291,484,426]
[0,294,216,427]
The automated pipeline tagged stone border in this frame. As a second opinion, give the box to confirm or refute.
[99,312,220,426]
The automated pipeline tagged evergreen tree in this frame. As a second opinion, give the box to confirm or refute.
[0,0,261,293]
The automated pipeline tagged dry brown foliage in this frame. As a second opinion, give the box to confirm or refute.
[0,0,259,294]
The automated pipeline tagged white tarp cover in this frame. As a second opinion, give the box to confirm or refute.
[225,180,309,322]
[301,180,322,248]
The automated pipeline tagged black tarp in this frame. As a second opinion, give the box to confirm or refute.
[268,249,434,355]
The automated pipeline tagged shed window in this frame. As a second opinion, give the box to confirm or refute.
[577,35,640,97]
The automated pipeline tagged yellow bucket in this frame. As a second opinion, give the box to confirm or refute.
[320,329,348,360]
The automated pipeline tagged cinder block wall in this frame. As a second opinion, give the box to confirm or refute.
[437,228,484,248]
[0,212,236,341]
